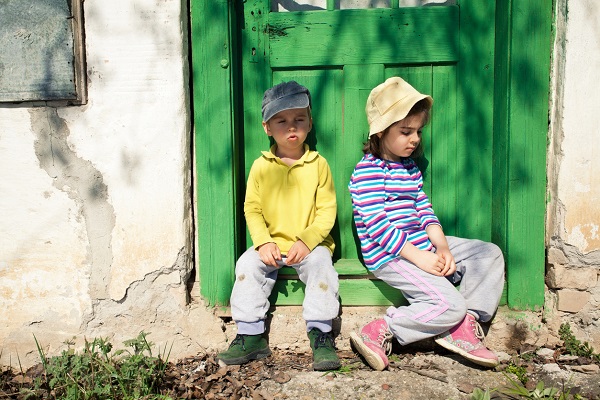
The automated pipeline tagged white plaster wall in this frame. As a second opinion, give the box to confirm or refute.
[545,0,600,346]
[2,0,600,370]
[551,0,600,255]
[0,0,224,367]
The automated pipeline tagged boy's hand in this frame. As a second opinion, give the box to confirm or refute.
[286,240,310,265]
[258,242,282,267]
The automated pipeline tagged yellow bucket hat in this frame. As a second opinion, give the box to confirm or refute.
[366,77,433,137]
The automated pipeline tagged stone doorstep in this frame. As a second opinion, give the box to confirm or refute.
[215,305,537,355]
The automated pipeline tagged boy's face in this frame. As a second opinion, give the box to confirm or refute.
[376,112,426,161]
[262,107,312,153]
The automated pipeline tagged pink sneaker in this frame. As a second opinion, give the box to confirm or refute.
[350,319,393,371]
[435,313,499,368]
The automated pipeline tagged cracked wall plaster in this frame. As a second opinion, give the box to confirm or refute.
[553,0,600,254]
[0,0,210,369]
[30,107,116,300]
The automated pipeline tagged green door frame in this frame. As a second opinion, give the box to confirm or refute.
[492,0,552,309]
[190,1,239,306]
[190,0,553,310]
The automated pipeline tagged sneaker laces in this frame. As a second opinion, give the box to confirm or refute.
[378,329,393,356]
[314,331,335,350]
[469,317,485,343]
[230,334,247,350]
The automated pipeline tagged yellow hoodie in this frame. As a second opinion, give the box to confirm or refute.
[244,144,336,255]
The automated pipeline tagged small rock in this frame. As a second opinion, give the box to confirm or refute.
[382,384,390,390]
[496,351,512,363]
[457,382,476,394]
[536,348,555,359]
[541,363,562,373]
[273,371,292,383]
[568,364,600,374]
[558,355,579,362]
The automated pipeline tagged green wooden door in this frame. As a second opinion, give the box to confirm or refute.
[240,1,495,306]
[191,0,551,310]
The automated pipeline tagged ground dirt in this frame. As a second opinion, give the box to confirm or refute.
[2,345,600,399]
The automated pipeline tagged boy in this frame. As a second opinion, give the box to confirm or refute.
[217,81,341,371]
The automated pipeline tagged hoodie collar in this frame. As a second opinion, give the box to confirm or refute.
[261,144,317,165]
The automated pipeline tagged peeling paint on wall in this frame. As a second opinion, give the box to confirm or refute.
[0,0,225,369]
[30,108,116,300]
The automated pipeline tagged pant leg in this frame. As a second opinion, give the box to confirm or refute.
[230,247,278,334]
[292,246,340,332]
[372,258,467,345]
[446,236,505,323]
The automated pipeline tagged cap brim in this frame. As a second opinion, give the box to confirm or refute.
[263,93,310,122]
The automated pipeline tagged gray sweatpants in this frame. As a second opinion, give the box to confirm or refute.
[231,246,340,335]
[373,236,505,345]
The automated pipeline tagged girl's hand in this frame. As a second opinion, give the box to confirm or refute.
[258,242,282,267]
[286,240,310,265]
[436,247,456,277]
[414,250,447,276]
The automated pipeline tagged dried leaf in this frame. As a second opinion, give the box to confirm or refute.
[12,375,33,384]
[206,367,229,381]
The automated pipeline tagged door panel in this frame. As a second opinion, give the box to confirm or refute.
[240,1,493,305]
[192,0,551,309]
[268,7,459,67]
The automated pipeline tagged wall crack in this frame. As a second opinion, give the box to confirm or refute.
[30,108,116,304]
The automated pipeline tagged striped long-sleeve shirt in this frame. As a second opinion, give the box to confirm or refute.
[348,153,441,271]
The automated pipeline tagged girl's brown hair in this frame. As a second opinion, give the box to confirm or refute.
[362,99,431,159]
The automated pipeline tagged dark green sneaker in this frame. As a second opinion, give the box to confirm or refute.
[216,334,271,365]
[308,328,341,371]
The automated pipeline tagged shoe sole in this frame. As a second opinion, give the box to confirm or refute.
[313,360,341,371]
[434,337,498,368]
[350,332,387,371]
[216,348,272,365]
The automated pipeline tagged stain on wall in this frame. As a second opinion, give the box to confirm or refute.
[30,108,116,299]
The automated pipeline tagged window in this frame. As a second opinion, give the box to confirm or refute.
[271,0,455,12]
[0,0,86,105]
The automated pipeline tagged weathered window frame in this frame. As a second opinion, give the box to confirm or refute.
[0,0,86,105]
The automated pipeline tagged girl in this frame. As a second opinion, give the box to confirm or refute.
[348,77,505,370]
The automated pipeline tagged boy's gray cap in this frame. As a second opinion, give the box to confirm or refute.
[262,81,311,122]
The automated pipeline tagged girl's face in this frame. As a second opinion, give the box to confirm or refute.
[376,112,426,161]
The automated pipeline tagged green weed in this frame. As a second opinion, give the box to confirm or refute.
[505,361,529,385]
[470,387,496,400]
[501,375,559,399]
[559,323,600,361]
[321,360,362,377]
[499,372,586,400]
[32,331,173,400]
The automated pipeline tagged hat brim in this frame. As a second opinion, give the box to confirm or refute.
[262,93,310,122]
[368,94,433,136]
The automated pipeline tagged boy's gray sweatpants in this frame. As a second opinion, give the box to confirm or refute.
[231,246,340,335]
[373,236,505,346]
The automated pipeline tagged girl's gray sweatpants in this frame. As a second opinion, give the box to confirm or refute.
[231,246,340,335]
[373,236,505,345]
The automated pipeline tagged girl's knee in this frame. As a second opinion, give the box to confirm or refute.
[486,242,504,260]
[445,297,467,325]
